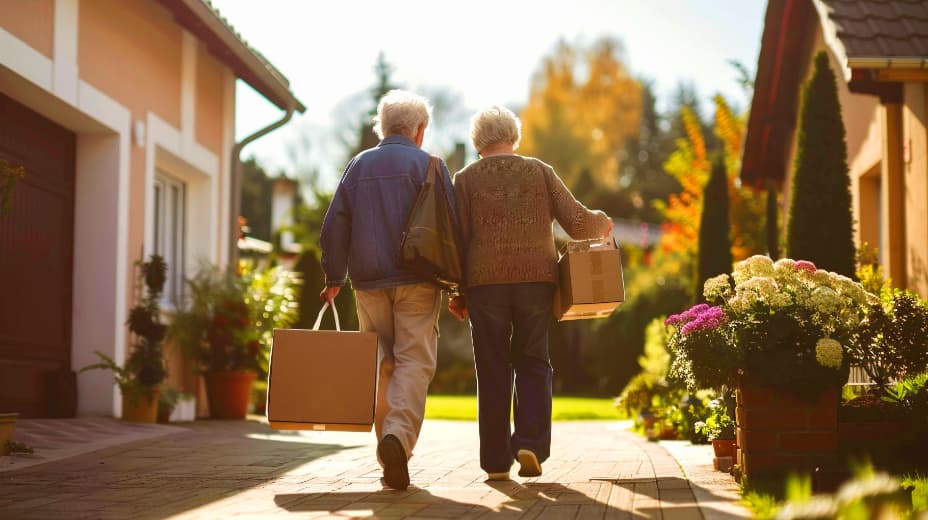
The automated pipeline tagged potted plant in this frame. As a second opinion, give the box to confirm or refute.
[695,399,736,458]
[666,256,874,477]
[81,255,168,422]
[157,387,181,423]
[168,262,298,419]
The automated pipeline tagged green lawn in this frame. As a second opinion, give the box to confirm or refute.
[424,394,627,421]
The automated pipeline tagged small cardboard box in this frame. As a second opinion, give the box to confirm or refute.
[266,327,378,431]
[554,237,625,321]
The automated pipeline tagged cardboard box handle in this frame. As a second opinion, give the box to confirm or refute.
[563,237,618,254]
[313,302,341,331]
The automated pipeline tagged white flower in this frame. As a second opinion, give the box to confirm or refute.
[733,255,775,284]
[811,269,831,286]
[773,258,797,272]
[736,276,790,308]
[815,338,843,369]
[704,274,733,301]
[809,286,842,315]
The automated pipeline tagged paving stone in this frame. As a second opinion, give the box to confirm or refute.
[0,418,752,518]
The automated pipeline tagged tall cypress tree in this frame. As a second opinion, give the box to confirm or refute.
[786,51,856,277]
[696,155,733,302]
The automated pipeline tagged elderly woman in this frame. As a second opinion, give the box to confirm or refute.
[452,106,612,480]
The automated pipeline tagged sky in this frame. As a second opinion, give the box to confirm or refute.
[211,0,767,189]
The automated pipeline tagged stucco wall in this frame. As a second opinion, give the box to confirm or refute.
[196,46,225,155]
[0,1,54,59]
[904,84,928,296]
[78,0,182,129]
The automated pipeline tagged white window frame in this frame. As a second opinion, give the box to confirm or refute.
[153,170,187,308]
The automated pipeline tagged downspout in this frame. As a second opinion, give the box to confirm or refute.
[228,106,295,265]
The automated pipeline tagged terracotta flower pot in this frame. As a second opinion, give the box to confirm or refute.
[712,438,736,458]
[0,413,18,456]
[205,371,257,419]
[122,388,160,423]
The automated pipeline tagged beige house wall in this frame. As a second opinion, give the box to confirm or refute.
[0,1,55,59]
[1,0,238,415]
[904,84,928,296]
[78,0,182,129]
[196,45,225,155]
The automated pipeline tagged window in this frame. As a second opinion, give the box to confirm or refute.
[153,171,187,306]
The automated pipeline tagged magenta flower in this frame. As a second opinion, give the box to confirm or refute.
[665,303,710,326]
[795,260,817,273]
[681,306,727,335]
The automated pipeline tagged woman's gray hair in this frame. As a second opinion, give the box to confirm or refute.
[470,105,522,153]
[373,90,432,140]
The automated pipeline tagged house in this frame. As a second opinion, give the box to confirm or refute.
[0,0,304,417]
[742,0,928,297]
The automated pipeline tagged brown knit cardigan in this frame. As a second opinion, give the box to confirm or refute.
[453,154,611,288]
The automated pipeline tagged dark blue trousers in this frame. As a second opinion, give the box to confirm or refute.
[466,282,554,473]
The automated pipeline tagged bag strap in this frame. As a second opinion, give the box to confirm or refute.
[426,156,440,184]
[312,302,341,331]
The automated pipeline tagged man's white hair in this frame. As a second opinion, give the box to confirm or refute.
[470,105,522,153]
[373,89,432,140]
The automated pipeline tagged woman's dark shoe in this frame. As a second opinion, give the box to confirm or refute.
[378,434,410,490]
[517,449,542,477]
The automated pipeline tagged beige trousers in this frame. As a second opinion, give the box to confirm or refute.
[355,282,441,459]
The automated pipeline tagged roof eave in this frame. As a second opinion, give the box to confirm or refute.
[847,57,928,69]
[157,0,306,113]
[811,0,852,81]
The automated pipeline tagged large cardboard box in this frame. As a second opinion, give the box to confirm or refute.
[554,237,625,321]
[266,322,378,431]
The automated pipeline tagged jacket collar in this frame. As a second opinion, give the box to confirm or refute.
[379,135,417,147]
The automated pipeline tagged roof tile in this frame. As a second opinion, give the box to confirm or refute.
[821,0,928,58]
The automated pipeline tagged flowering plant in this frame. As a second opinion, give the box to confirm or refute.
[694,398,735,441]
[170,261,300,374]
[667,256,873,399]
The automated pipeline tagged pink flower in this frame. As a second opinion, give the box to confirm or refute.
[666,304,710,326]
[795,260,817,273]
[680,306,727,335]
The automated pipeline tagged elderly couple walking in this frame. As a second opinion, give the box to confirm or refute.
[319,90,613,490]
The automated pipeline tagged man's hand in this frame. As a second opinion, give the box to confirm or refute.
[320,286,340,304]
[448,295,467,322]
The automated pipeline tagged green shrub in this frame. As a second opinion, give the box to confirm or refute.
[695,155,732,303]
[786,51,856,278]
[851,291,928,392]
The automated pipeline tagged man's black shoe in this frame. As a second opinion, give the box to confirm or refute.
[377,434,409,490]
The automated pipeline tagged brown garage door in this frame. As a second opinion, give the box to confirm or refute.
[0,92,76,417]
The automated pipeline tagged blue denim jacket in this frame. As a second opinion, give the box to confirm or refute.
[320,135,457,291]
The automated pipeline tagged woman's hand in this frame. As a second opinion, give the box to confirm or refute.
[448,295,468,322]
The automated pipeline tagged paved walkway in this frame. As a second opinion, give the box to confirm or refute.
[0,418,750,519]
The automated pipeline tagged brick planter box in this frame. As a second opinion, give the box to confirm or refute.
[736,383,838,478]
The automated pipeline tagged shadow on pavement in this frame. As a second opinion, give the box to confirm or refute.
[1,418,359,519]
[276,479,688,518]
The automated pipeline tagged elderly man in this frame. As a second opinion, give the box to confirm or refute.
[320,89,458,490]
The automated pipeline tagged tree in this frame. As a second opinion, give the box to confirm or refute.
[714,95,766,259]
[619,81,681,224]
[240,157,272,241]
[519,37,642,189]
[695,155,733,301]
[786,51,856,277]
